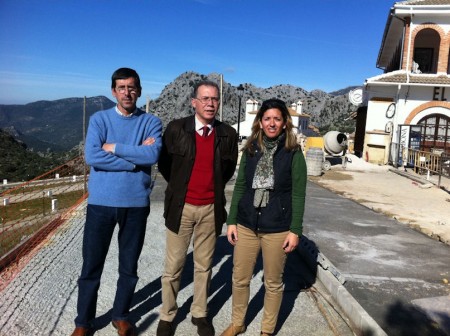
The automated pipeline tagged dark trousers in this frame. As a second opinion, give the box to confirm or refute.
[75,204,150,327]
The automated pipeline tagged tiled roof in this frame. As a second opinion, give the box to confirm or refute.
[288,107,302,117]
[396,0,450,5]
[367,71,450,85]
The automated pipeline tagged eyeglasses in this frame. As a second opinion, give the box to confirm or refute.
[115,86,139,94]
[195,96,220,105]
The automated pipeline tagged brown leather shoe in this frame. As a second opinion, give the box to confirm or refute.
[70,326,92,336]
[112,320,136,336]
[220,323,246,336]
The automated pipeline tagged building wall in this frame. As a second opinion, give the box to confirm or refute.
[231,99,259,138]
[364,4,450,159]
[402,19,450,73]
[365,85,450,150]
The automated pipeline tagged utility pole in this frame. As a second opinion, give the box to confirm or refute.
[219,74,223,121]
[83,97,87,194]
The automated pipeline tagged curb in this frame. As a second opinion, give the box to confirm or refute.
[388,168,434,188]
[298,237,388,336]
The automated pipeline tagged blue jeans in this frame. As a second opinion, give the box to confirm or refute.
[75,204,150,327]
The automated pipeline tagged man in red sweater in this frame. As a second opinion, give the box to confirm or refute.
[157,80,238,336]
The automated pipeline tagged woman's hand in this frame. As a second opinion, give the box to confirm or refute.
[282,232,300,253]
[227,225,238,246]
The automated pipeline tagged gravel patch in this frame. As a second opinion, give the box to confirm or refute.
[0,200,349,335]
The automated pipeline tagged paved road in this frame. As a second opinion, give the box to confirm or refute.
[303,182,450,336]
[0,176,353,336]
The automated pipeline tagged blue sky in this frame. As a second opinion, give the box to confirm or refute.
[0,0,395,105]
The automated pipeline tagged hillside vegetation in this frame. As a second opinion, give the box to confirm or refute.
[0,129,80,182]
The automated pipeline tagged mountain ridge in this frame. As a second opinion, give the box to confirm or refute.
[0,71,358,152]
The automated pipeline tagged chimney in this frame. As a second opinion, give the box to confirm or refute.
[296,101,303,114]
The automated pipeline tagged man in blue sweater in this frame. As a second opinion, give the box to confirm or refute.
[71,68,162,336]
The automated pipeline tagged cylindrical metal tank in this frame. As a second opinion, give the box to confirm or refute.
[323,131,347,156]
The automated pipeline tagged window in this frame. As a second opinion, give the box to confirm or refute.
[414,48,434,73]
[413,28,440,74]
[415,114,450,153]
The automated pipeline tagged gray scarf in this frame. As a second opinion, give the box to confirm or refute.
[252,135,280,207]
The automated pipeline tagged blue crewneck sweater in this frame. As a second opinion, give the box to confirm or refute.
[85,107,162,207]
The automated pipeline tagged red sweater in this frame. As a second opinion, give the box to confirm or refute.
[185,130,215,205]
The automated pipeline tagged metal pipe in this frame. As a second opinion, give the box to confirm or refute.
[406,8,413,83]
[237,96,241,139]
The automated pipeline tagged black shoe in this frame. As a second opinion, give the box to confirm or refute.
[156,320,173,336]
[191,317,215,336]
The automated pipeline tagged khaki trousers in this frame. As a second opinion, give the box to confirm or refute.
[160,203,216,321]
[232,225,287,334]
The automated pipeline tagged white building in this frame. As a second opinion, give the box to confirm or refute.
[357,0,450,165]
[232,99,314,138]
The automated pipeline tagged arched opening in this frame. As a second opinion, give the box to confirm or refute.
[448,46,450,74]
[413,28,440,73]
[410,114,450,153]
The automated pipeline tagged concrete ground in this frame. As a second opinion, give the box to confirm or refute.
[310,154,450,246]
[305,155,450,336]
[1,154,449,335]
